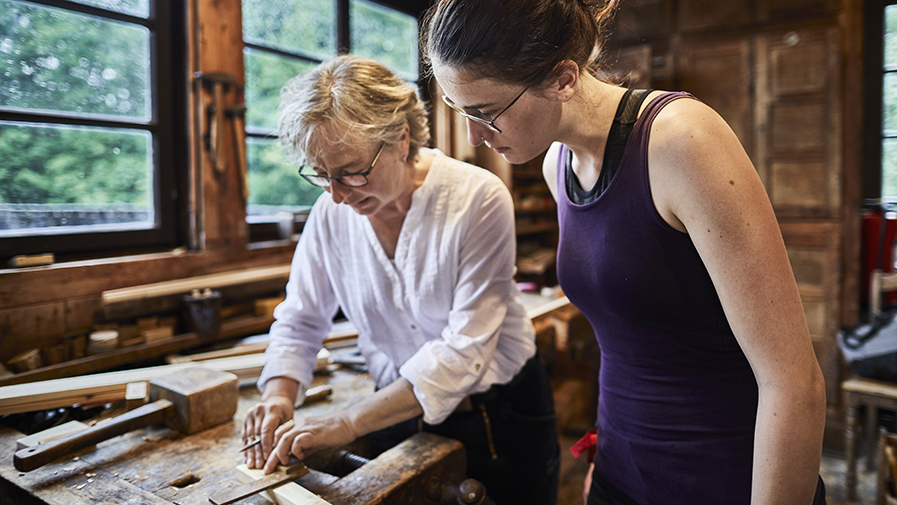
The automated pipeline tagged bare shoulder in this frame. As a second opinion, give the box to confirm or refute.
[646,95,759,232]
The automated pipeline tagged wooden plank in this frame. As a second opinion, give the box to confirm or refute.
[100,265,290,309]
[234,464,330,505]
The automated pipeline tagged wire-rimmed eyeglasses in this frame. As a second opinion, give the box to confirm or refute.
[441,85,530,134]
[298,142,385,188]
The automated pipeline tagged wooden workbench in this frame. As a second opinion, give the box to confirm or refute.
[0,369,376,505]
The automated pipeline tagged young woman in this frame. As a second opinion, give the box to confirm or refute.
[241,55,560,505]
[423,1,826,504]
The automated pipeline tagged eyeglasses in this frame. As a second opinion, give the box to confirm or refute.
[441,85,530,134]
[298,142,385,188]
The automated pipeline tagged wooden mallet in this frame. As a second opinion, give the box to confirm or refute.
[13,365,239,472]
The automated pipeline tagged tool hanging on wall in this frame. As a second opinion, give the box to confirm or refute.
[226,103,249,200]
[195,72,238,176]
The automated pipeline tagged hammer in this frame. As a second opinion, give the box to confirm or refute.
[13,366,239,472]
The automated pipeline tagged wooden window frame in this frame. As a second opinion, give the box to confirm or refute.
[863,0,897,200]
[0,0,189,262]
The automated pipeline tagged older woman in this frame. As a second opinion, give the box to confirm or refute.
[241,55,560,505]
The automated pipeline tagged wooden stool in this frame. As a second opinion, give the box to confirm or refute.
[844,378,897,502]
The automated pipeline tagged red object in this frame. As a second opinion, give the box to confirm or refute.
[862,210,897,304]
[570,429,598,463]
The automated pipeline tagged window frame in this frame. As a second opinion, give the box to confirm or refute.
[0,0,188,261]
[864,0,897,200]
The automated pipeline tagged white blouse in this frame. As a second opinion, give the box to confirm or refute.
[258,149,536,424]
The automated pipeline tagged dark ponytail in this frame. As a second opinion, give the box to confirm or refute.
[422,0,619,87]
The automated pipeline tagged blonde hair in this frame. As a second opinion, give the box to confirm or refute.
[278,55,430,165]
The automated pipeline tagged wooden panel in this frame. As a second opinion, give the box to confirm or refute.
[64,297,100,334]
[605,44,652,89]
[614,0,671,39]
[678,38,754,159]
[781,222,841,405]
[770,33,830,96]
[677,0,755,32]
[769,160,829,213]
[0,303,66,363]
[770,102,826,151]
[755,28,841,219]
[758,0,840,21]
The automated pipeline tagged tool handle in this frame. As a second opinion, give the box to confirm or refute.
[14,399,173,472]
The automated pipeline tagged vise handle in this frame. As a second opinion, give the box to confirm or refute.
[14,399,173,472]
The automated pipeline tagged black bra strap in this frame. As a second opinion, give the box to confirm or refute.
[566,89,652,204]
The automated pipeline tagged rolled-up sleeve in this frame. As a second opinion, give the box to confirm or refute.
[258,202,339,405]
[399,180,522,424]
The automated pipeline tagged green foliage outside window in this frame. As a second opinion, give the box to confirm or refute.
[0,123,150,206]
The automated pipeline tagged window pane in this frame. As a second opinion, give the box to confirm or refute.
[246,137,323,219]
[244,49,317,131]
[68,0,150,18]
[883,138,897,198]
[0,0,151,120]
[0,122,153,236]
[242,0,336,60]
[350,0,418,80]
[887,4,897,67]
[885,72,897,132]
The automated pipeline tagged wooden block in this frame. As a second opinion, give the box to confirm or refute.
[7,253,55,268]
[7,349,42,373]
[141,326,174,344]
[16,421,89,450]
[235,464,331,505]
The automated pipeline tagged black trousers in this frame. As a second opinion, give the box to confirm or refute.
[369,355,560,505]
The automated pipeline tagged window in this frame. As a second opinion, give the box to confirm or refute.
[866,0,897,199]
[241,0,419,241]
[0,0,186,260]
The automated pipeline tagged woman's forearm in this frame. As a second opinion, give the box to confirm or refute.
[751,372,826,505]
[344,378,424,438]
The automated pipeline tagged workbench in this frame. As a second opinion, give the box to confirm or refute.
[0,293,575,505]
[0,368,466,505]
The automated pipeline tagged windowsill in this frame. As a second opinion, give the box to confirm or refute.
[0,247,195,276]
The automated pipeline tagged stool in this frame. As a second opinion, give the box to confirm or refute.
[844,378,897,502]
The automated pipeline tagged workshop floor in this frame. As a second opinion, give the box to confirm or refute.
[554,436,879,505]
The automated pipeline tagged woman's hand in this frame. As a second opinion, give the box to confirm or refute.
[262,411,359,473]
[242,394,294,469]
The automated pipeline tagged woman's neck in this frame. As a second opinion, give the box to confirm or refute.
[557,77,627,184]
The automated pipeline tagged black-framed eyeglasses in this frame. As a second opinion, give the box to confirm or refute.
[298,142,385,188]
[442,85,530,134]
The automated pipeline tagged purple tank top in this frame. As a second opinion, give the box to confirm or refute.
[556,92,759,504]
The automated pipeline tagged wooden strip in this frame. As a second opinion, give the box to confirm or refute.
[101,265,290,306]
[235,463,332,505]
[209,462,308,505]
